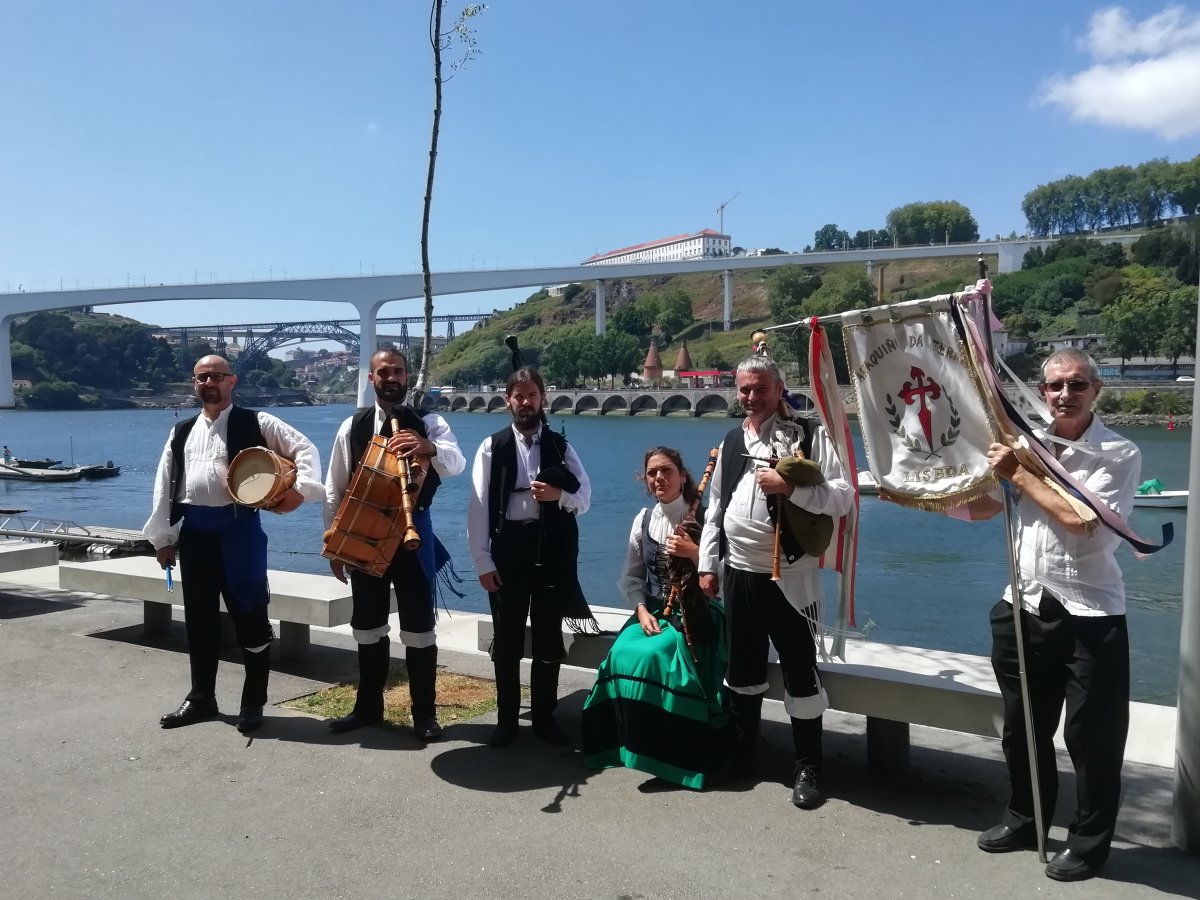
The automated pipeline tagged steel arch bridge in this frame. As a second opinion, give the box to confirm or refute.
[234,321,361,372]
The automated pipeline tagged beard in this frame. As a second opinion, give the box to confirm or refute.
[199,387,222,404]
[511,406,541,433]
[375,382,408,403]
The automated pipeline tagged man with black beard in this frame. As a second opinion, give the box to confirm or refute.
[466,366,593,748]
[145,355,323,734]
[324,349,465,740]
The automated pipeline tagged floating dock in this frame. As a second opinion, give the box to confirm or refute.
[0,515,151,556]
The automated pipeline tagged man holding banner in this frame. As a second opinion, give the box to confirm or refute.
[970,350,1141,883]
[698,356,853,809]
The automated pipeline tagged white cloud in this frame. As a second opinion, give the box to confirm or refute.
[1038,4,1200,139]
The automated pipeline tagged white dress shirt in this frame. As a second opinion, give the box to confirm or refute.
[698,415,853,613]
[466,424,591,576]
[617,495,689,609]
[1004,414,1141,617]
[323,406,466,528]
[143,405,324,550]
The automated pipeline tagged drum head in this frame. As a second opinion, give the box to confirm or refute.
[229,449,283,506]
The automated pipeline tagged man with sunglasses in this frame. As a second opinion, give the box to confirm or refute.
[144,355,323,735]
[970,349,1141,883]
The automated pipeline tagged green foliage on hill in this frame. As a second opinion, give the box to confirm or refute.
[11,310,299,408]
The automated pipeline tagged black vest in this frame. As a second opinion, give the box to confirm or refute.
[168,405,266,525]
[485,424,575,538]
[348,406,441,512]
[716,416,816,565]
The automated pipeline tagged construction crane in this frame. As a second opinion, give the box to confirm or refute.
[716,192,740,235]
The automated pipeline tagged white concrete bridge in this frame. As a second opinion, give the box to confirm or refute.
[0,237,1107,408]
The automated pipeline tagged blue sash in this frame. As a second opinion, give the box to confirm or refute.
[179,504,269,613]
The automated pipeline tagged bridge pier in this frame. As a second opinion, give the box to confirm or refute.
[0,316,14,408]
[722,270,733,331]
[355,300,386,406]
[595,279,607,335]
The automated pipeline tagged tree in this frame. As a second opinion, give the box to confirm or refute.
[653,289,694,345]
[24,379,88,409]
[766,266,822,325]
[812,223,850,251]
[415,2,486,399]
[561,282,583,303]
[597,331,642,387]
[608,302,655,339]
[1158,285,1198,376]
[1169,155,1200,219]
[886,201,979,245]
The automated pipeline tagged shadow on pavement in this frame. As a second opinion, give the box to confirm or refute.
[0,590,83,619]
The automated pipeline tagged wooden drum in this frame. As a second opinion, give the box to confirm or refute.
[226,447,297,509]
[322,435,430,577]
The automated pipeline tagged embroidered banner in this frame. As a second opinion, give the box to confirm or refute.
[842,297,999,510]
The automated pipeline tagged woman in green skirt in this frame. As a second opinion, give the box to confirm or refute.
[581,446,733,789]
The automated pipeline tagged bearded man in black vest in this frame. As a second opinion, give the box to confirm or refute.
[466,367,594,749]
[323,349,466,741]
[145,355,324,735]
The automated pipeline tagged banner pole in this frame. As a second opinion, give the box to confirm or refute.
[979,256,1048,863]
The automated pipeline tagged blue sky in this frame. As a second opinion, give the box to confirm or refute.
[2,1,1197,331]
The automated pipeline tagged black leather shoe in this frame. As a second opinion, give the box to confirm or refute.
[236,706,263,734]
[328,711,383,734]
[1046,849,1101,882]
[414,717,443,742]
[160,698,219,729]
[487,722,519,748]
[976,823,1038,853]
[532,716,571,747]
[791,765,824,809]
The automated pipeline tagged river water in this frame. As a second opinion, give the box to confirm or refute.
[0,406,1189,705]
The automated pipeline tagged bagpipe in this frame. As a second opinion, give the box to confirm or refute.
[661,447,719,661]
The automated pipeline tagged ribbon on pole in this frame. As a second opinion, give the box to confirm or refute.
[807,317,859,660]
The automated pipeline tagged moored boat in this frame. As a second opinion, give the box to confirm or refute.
[1133,490,1188,509]
[0,464,83,482]
[78,462,121,479]
[14,458,63,469]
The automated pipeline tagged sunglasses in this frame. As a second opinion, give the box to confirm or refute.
[194,372,232,383]
[1041,379,1091,393]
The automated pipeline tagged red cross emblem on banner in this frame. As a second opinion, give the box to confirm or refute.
[898,366,942,452]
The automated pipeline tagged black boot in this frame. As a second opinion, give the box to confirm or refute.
[407,644,442,741]
[329,638,390,733]
[488,656,521,748]
[237,644,271,734]
[531,660,569,746]
[729,692,764,767]
[790,716,824,809]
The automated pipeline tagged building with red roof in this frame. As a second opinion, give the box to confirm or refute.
[582,229,731,266]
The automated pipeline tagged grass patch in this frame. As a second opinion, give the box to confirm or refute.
[285,664,514,727]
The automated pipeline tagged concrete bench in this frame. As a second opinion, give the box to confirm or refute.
[0,541,59,573]
[477,609,1003,774]
[58,556,354,660]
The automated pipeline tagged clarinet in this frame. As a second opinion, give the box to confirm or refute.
[661,447,719,619]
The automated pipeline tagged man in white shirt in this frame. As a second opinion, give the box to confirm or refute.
[323,349,465,741]
[972,349,1141,883]
[466,367,592,749]
[699,357,853,809]
[144,355,323,734]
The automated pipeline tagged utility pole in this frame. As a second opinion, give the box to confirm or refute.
[717,192,740,235]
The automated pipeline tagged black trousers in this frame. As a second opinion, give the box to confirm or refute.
[488,521,566,665]
[348,546,435,644]
[724,567,823,767]
[989,595,1130,864]
[488,521,567,725]
[178,525,273,703]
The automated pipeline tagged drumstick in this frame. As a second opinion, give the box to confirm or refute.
[390,416,422,550]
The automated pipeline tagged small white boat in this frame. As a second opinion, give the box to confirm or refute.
[857,471,879,496]
[1133,490,1188,509]
[0,463,83,482]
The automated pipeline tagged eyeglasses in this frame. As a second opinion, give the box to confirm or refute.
[1041,379,1091,393]
[194,372,232,383]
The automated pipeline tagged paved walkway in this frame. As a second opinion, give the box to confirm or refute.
[2,577,1198,899]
